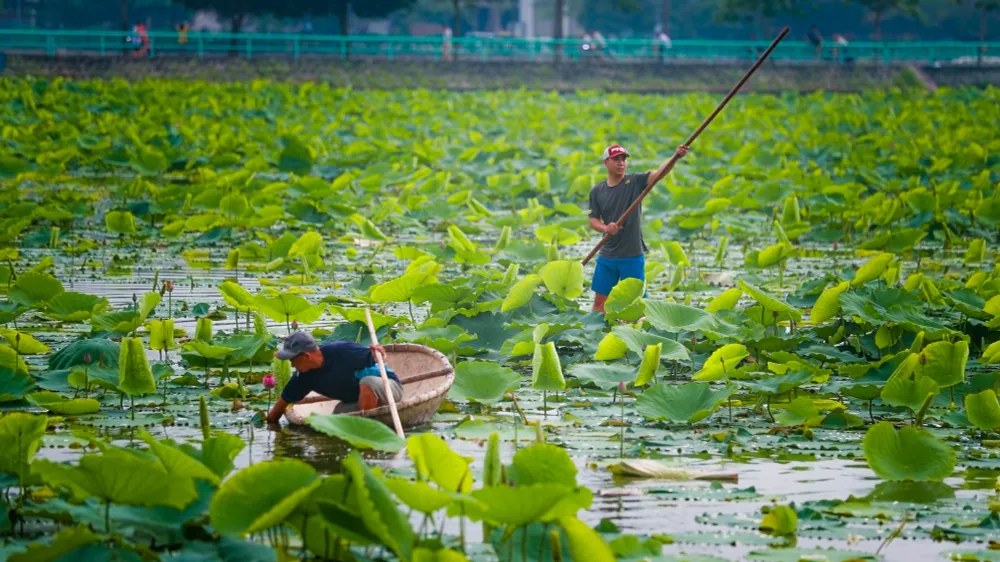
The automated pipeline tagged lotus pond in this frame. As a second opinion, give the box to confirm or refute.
[1,79,1000,561]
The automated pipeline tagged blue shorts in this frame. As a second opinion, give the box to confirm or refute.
[591,255,645,296]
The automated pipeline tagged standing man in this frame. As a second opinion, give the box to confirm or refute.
[588,144,689,313]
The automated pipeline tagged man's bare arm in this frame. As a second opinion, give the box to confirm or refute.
[266,397,290,424]
[645,145,691,188]
[589,217,619,236]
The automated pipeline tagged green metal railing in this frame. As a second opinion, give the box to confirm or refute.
[0,28,997,65]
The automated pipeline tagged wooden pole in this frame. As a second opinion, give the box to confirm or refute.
[364,309,405,438]
[581,26,791,266]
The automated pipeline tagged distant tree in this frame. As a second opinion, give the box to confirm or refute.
[177,0,298,33]
[715,0,799,35]
[178,0,415,35]
[956,0,1000,40]
[846,0,920,39]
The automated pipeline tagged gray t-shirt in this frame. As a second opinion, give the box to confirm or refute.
[588,172,651,259]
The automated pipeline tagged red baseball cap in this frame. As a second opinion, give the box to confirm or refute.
[602,144,630,161]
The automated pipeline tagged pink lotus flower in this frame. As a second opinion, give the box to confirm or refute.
[618,381,626,391]
[165,280,174,292]
[262,374,276,390]
[83,352,92,364]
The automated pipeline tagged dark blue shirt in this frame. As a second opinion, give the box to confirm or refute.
[280,341,400,403]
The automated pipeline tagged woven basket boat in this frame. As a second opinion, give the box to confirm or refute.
[284,343,454,429]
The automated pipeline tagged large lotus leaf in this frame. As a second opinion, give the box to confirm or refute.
[644,301,715,333]
[118,337,155,396]
[0,301,27,324]
[560,516,616,562]
[129,145,168,176]
[811,281,850,324]
[468,483,577,527]
[344,451,414,561]
[48,338,120,370]
[747,548,878,561]
[370,272,438,303]
[306,414,406,452]
[147,319,176,352]
[611,326,691,361]
[210,458,320,535]
[737,280,802,320]
[179,432,246,479]
[706,288,742,313]
[26,391,100,415]
[594,332,628,360]
[384,478,455,515]
[636,382,735,424]
[604,278,645,313]
[105,210,137,234]
[539,260,584,299]
[862,422,955,481]
[773,396,822,427]
[852,253,894,287]
[6,525,102,562]
[0,366,34,402]
[693,344,748,381]
[8,270,65,307]
[410,547,470,562]
[254,294,324,323]
[277,136,315,175]
[915,340,968,388]
[0,328,49,355]
[532,341,566,391]
[44,292,110,322]
[0,345,29,374]
[966,390,1000,431]
[509,443,577,488]
[568,362,635,390]
[140,433,220,485]
[880,373,939,412]
[738,368,814,396]
[760,504,798,536]
[449,361,521,404]
[407,433,474,493]
[0,412,47,477]
[218,281,257,312]
[502,274,542,312]
[636,343,663,386]
[91,292,161,334]
[397,325,478,356]
[534,224,581,246]
[33,448,199,509]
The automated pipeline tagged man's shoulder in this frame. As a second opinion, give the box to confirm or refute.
[589,180,607,193]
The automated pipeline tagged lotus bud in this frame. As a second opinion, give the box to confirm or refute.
[618,381,626,392]
[262,374,276,390]
[833,242,839,251]
[291,320,299,331]
[165,280,174,293]
[83,352,92,365]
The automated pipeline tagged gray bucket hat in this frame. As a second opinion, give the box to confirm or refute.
[276,331,318,360]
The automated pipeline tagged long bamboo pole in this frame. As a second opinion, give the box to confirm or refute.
[364,309,405,438]
[581,27,791,266]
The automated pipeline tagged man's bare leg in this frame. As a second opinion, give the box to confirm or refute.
[593,293,608,313]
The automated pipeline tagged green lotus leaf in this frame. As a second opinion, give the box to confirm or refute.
[539,260,584,299]
[305,414,406,452]
[369,272,437,303]
[644,301,715,333]
[140,432,220,485]
[91,292,161,334]
[532,341,566,391]
[277,136,315,175]
[44,291,110,322]
[747,548,879,561]
[502,274,542,312]
[880,373,940,412]
[568,362,635,391]
[407,433,474,493]
[254,293,325,324]
[594,332,628,361]
[737,280,801,320]
[739,368,813,396]
[104,210,137,234]
[0,412,47,477]
[811,281,850,324]
[179,432,246,479]
[0,328,49,354]
[610,326,691,361]
[6,525,102,562]
[468,483,577,527]
[966,389,1000,431]
[915,340,968,388]
[852,253,894,287]
[862,422,955,481]
[636,382,735,424]
[559,516,616,562]
[0,345,30,374]
[509,443,577,488]
[706,288,742,313]
[118,337,156,397]
[48,338,119,371]
[129,145,168,176]
[385,478,455,515]
[26,391,100,415]
[218,281,258,313]
[343,451,414,560]
[8,270,65,307]
[635,343,662,386]
[534,224,581,246]
[147,319,177,352]
[693,344,748,381]
[449,361,521,404]
[760,504,798,536]
[604,277,645,313]
[0,366,34,402]
[773,396,822,427]
[209,458,320,535]
[33,447,199,509]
